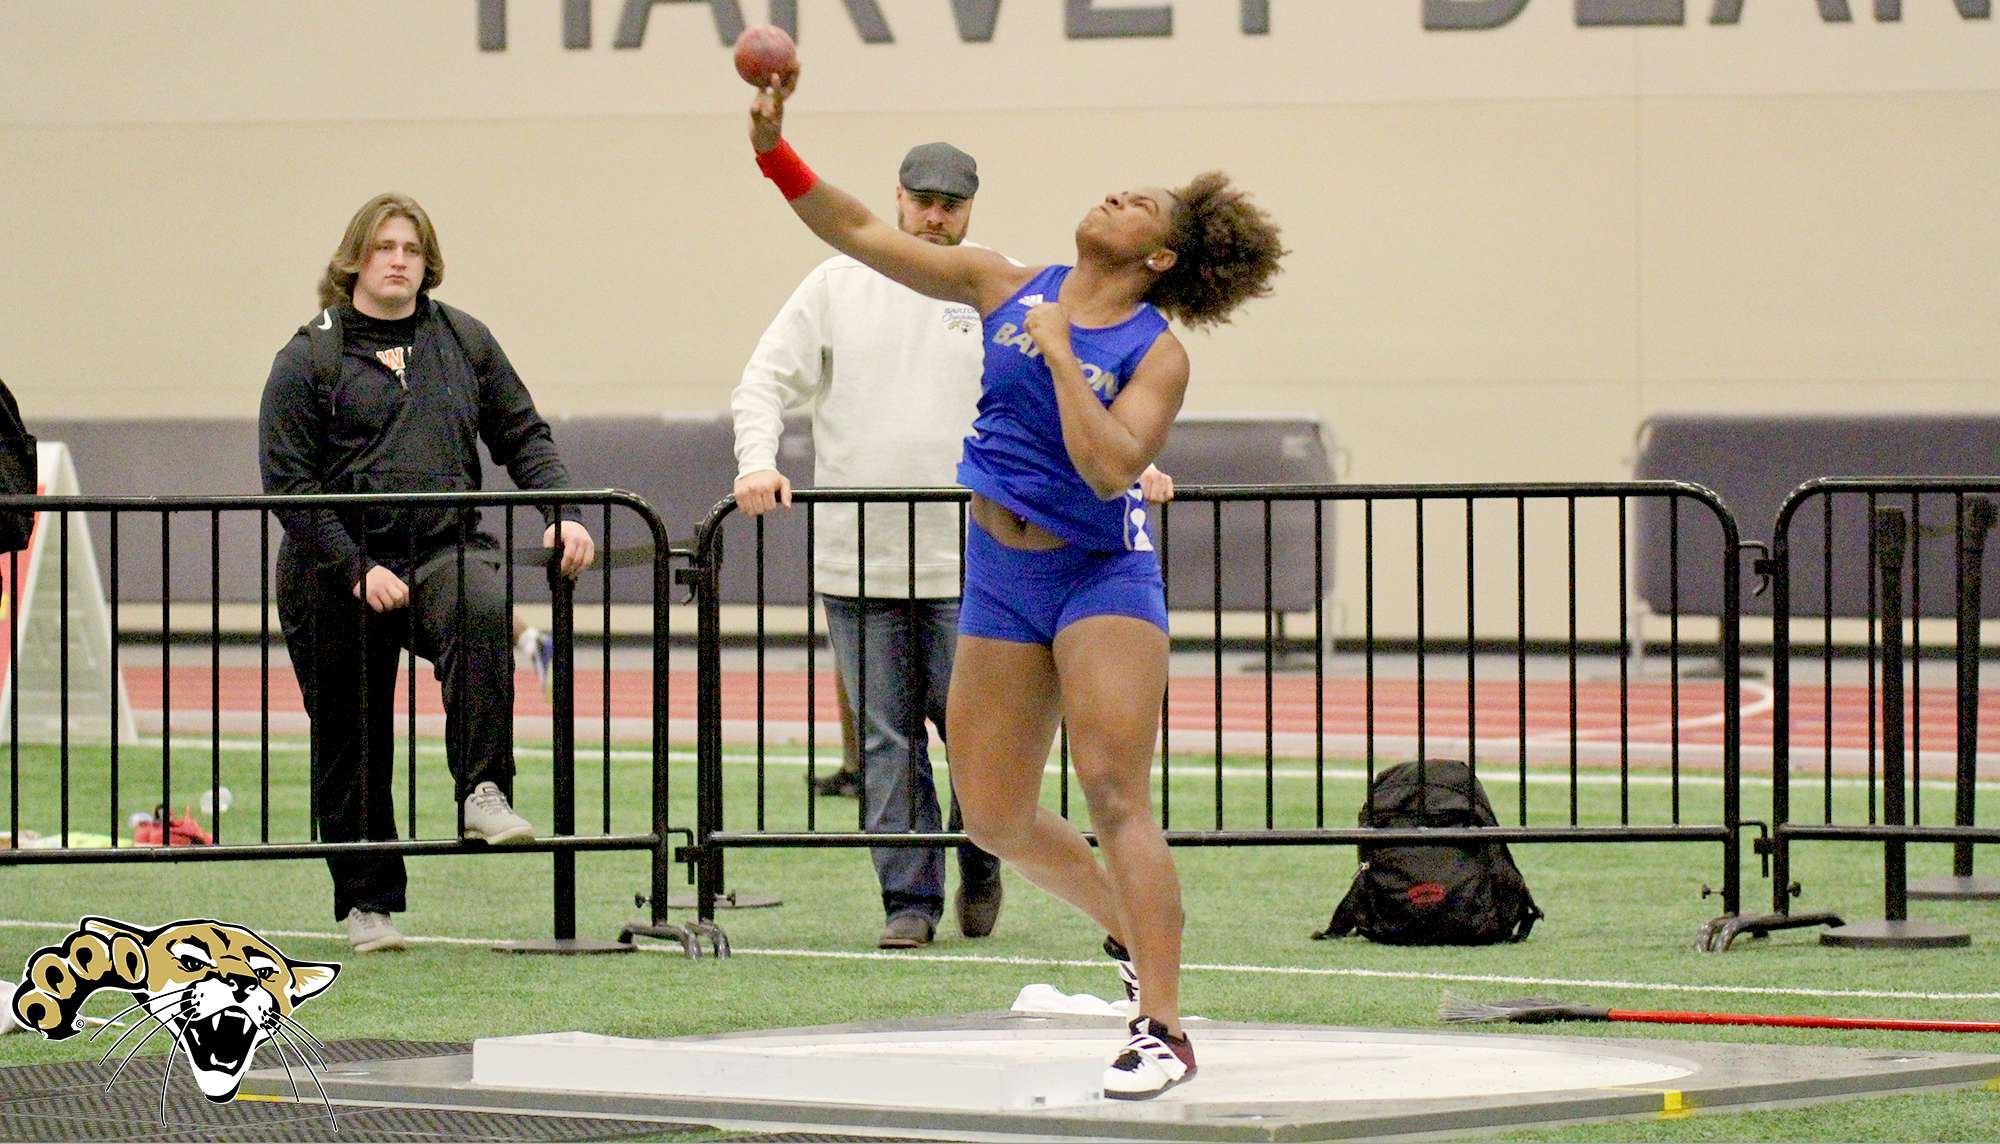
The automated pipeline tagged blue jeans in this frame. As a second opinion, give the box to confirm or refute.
[821,594,1000,924]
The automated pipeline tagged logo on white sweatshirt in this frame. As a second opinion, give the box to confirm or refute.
[943,305,979,335]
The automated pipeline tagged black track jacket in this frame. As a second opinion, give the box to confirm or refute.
[258,296,575,588]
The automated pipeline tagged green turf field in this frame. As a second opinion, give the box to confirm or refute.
[4,737,1999,1141]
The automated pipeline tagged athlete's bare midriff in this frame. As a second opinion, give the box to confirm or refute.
[969,492,1067,551]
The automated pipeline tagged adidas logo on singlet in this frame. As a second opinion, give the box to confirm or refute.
[1125,489,1155,553]
[1019,294,1045,307]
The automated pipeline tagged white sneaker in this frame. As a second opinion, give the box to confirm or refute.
[343,908,408,953]
[463,781,535,845]
[1102,1016,1195,1100]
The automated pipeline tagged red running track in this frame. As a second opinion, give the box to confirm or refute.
[118,665,1997,768]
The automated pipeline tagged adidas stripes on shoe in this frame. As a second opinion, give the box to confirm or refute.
[1103,934,1139,1007]
[1101,1015,1195,1100]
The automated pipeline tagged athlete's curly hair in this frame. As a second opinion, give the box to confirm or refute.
[1144,172,1285,329]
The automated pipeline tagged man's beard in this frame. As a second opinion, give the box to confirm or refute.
[901,223,961,247]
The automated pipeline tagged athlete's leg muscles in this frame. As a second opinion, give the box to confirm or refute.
[947,633,1124,937]
[1052,614,1182,1032]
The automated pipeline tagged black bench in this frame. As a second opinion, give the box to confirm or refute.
[36,414,1338,632]
[1633,413,2000,621]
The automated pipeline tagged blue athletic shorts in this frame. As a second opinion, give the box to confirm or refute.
[958,516,1169,646]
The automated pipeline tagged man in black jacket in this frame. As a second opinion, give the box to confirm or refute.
[259,192,595,953]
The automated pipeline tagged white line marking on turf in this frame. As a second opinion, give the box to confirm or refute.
[722,947,2000,1004]
[0,918,502,948]
[2,918,1994,1004]
[150,735,2000,793]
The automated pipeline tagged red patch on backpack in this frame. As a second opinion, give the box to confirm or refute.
[1406,882,1446,908]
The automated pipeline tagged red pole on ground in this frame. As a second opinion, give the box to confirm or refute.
[1603,1009,2000,1035]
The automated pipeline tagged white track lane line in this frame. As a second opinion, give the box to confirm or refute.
[2,918,1997,1004]
[1566,679,1776,744]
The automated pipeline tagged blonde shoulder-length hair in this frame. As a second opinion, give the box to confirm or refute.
[315,193,445,311]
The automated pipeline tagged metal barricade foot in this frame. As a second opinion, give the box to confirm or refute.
[1819,919,1970,949]
[1696,910,1846,952]
[619,920,731,958]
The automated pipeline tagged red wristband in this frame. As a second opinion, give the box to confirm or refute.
[755,139,818,201]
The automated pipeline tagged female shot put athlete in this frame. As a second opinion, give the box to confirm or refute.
[745,69,1283,1099]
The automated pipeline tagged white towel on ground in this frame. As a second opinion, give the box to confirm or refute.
[1009,984,1136,1018]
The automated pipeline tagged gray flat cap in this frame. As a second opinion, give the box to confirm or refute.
[898,142,979,200]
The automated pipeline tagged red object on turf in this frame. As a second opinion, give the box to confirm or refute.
[1603,1008,2000,1034]
[133,807,213,847]
[733,25,797,87]
[1441,993,2000,1035]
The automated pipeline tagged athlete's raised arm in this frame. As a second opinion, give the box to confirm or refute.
[748,73,1032,315]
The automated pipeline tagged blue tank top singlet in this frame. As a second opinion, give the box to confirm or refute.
[957,265,1171,552]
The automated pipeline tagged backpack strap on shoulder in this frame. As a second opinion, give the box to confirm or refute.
[306,300,493,391]
[303,306,342,398]
[432,299,496,385]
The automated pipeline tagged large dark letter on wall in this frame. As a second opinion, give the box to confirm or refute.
[616,0,759,49]
[950,0,1002,40]
[1424,0,1533,29]
[1874,0,1991,17]
[1578,0,1684,23]
[479,0,596,50]
[1066,0,1173,38]
[1711,0,1854,21]
[479,0,505,49]
[842,0,894,42]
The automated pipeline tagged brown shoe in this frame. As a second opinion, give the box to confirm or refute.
[955,876,1003,938]
[811,768,860,798]
[878,913,934,949]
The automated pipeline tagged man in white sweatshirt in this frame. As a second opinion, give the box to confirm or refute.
[731,142,1004,949]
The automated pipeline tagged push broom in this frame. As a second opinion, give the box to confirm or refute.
[1440,993,2000,1034]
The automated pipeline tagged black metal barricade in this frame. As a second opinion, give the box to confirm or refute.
[684,482,1750,949]
[1728,478,2000,951]
[0,490,704,955]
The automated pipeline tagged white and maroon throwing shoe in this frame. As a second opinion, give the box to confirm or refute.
[1102,1015,1196,1100]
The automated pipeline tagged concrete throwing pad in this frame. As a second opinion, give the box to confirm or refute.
[473,1024,1694,1110]
[247,1012,2000,1142]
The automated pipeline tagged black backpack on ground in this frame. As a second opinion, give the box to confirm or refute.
[0,379,37,553]
[1313,759,1542,945]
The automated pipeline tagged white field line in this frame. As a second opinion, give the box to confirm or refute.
[0,918,1994,1004]
[723,947,2000,1005]
[149,734,2000,794]
[134,709,2000,777]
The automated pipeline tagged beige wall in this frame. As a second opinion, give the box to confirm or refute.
[2,2,1994,640]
